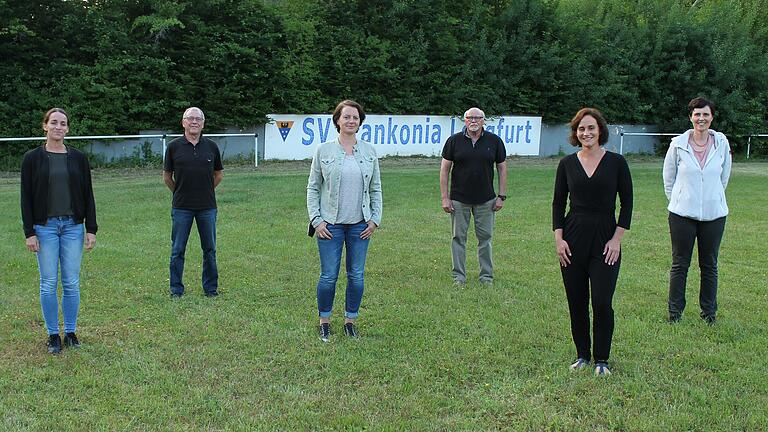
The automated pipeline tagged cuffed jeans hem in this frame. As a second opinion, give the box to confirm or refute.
[344,311,359,319]
[318,311,332,318]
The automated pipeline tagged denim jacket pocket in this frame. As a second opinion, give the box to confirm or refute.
[360,156,375,178]
[320,158,336,176]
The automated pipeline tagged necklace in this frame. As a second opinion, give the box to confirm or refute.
[691,132,709,147]
[45,142,66,153]
[339,137,356,155]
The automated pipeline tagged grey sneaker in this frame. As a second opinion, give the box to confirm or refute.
[318,323,331,342]
[569,358,590,371]
[595,362,612,376]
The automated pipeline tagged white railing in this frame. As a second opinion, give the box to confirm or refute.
[745,134,768,159]
[618,132,678,155]
[621,132,766,159]
[0,133,260,166]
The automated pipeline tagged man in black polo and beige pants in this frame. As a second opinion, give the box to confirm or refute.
[439,107,508,285]
[163,107,224,298]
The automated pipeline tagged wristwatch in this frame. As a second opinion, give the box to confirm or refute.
[497,195,507,201]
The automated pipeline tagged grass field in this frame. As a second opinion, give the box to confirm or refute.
[0,157,766,431]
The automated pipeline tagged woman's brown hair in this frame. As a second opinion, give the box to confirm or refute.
[42,107,69,127]
[331,100,365,133]
[568,107,609,147]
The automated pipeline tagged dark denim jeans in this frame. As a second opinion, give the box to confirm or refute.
[316,222,370,318]
[170,208,218,295]
[668,212,726,318]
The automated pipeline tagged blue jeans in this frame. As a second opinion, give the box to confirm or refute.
[34,216,84,335]
[316,222,370,318]
[170,208,218,295]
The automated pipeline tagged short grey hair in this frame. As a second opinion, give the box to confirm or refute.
[463,107,485,119]
[183,107,205,120]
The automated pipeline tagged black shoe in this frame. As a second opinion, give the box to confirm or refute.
[702,314,716,326]
[63,332,81,348]
[47,334,62,355]
[318,323,331,342]
[343,322,359,339]
[204,291,219,297]
[668,313,682,324]
[170,292,183,298]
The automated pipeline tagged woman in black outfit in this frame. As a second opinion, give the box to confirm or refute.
[552,108,633,376]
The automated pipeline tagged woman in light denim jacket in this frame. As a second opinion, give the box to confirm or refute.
[307,100,382,342]
[662,97,732,325]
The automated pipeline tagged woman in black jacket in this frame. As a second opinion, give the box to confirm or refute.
[20,108,98,354]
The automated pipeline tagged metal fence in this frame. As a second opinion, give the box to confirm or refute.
[746,134,768,159]
[619,132,678,155]
[0,133,260,166]
[620,132,766,158]
[4,130,763,162]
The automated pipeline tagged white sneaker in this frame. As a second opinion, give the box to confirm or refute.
[569,358,590,371]
[594,362,612,376]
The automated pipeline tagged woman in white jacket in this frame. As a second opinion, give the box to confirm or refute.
[663,97,732,325]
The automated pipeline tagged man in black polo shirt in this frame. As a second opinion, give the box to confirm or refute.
[163,107,224,297]
[439,107,507,285]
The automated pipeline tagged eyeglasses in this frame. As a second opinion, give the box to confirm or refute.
[465,116,484,122]
[185,116,204,122]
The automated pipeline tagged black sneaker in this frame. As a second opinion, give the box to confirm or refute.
[63,332,81,348]
[318,323,331,342]
[170,292,183,299]
[343,322,359,339]
[702,314,716,326]
[47,334,62,355]
[204,291,219,297]
[668,313,682,324]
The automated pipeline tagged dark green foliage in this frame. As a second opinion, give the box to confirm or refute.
[1,0,767,157]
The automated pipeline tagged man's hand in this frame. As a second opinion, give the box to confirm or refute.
[441,198,454,213]
[493,197,504,211]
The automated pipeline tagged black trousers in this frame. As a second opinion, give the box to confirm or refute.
[561,237,620,363]
[668,212,726,318]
